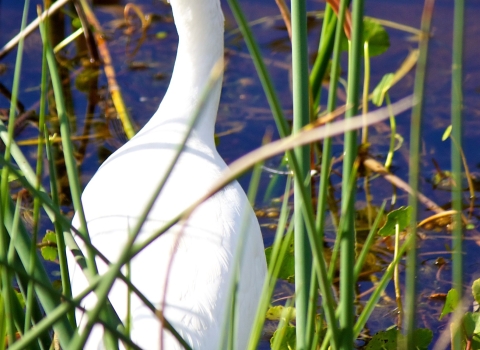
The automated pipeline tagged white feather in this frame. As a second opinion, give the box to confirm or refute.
[67,0,267,349]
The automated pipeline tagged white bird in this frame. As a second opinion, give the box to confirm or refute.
[67,0,267,349]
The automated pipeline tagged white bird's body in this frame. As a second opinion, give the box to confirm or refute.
[67,0,267,348]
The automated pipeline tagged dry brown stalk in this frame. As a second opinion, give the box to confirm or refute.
[78,0,136,139]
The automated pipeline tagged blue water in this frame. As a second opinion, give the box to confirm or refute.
[1,0,480,349]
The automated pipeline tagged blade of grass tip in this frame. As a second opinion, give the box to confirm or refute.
[384,93,397,170]
[450,0,464,348]
[405,0,435,346]
[291,0,314,347]
[361,41,370,144]
[339,0,363,346]
[247,175,293,350]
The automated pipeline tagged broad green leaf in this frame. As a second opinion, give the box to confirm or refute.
[40,231,58,262]
[266,305,296,321]
[365,328,398,349]
[439,289,459,320]
[463,312,480,339]
[0,168,24,182]
[265,235,295,283]
[378,206,411,237]
[363,18,390,56]
[472,278,480,304]
[413,328,433,348]
[271,324,296,350]
[372,73,394,106]
[341,18,390,57]
[366,328,432,349]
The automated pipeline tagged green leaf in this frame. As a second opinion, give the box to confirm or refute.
[271,324,296,350]
[413,328,433,349]
[463,312,480,339]
[40,231,58,262]
[378,206,411,237]
[15,290,25,310]
[366,328,432,350]
[266,305,296,321]
[442,125,452,141]
[366,328,398,349]
[440,289,459,320]
[341,18,390,57]
[265,234,295,283]
[0,168,24,182]
[372,73,394,106]
[363,18,390,56]
[472,279,480,304]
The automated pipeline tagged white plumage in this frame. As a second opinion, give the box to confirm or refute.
[67,0,267,348]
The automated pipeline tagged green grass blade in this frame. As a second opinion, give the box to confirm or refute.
[405,1,434,346]
[226,0,290,138]
[310,4,336,106]
[339,0,363,347]
[292,0,313,347]
[450,0,464,348]
[247,176,293,350]
[37,4,97,275]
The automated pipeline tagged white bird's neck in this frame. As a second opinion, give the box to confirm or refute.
[144,0,225,147]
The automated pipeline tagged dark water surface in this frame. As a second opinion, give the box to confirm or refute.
[1,0,480,348]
